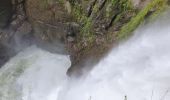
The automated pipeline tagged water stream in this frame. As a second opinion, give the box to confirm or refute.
[0,11,170,100]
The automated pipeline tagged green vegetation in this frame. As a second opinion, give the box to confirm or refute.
[119,0,133,12]
[106,0,133,18]
[149,0,169,21]
[71,2,95,46]
[71,0,134,47]
[66,0,169,64]
[71,0,169,44]
[117,0,168,39]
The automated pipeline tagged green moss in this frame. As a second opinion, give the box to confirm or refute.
[106,3,113,17]
[119,0,133,12]
[117,0,168,39]
[58,0,64,3]
[71,0,135,51]
[71,2,95,45]
[104,0,135,36]
[93,3,99,13]
[149,1,169,21]
[105,0,118,17]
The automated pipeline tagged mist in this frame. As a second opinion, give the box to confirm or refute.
[58,11,170,100]
[0,10,170,100]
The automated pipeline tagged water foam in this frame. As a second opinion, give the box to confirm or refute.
[58,11,170,100]
[0,11,170,100]
[0,46,71,100]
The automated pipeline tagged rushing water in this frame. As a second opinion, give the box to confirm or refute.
[0,46,71,100]
[1,11,170,100]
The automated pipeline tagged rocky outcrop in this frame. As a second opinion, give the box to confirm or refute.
[26,0,71,43]
[0,0,169,71]
[10,0,26,30]
[0,0,32,67]
[0,0,31,41]
[67,0,169,72]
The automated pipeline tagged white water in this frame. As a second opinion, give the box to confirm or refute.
[1,12,170,100]
[0,46,71,100]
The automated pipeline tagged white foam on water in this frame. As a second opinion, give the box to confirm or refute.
[1,11,170,100]
[58,11,170,100]
[0,46,71,100]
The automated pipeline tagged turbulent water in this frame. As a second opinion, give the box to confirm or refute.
[0,46,71,100]
[1,11,170,100]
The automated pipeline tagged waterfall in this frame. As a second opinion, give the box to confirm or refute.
[0,11,170,100]
[0,46,71,100]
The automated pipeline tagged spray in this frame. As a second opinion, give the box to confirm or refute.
[1,10,170,100]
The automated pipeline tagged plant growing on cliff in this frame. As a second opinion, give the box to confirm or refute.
[71,1,95,45]
[117,0,168,39]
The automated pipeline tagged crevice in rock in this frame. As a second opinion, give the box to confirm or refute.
[86,0,97,17]
[98,0,107,11]
[105,12,120,30]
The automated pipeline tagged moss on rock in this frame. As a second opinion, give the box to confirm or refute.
[24,0,169,69]
[67,0,169,68]
[117,0,168,39]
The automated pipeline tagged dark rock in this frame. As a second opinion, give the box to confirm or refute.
[67,36,75,42]
[66,22,80,41]
[0,42,16,67]
[0,0,12,28]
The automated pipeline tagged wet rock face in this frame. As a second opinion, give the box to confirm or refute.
[0,0,26,29]
[0,0,12,28]
[0,0,167,69]
[0,0,32,67]
[10,0,26,30]
[0,0,32,47]
[25,0,72,43]
[0,41,16,67]
[66,22,80,42]
[0,0,73,67]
